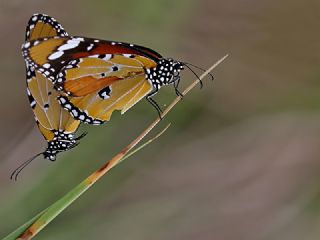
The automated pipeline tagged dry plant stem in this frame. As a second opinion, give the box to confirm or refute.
[17,54,228,240]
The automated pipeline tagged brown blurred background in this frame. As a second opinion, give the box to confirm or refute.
[1,0,320,239]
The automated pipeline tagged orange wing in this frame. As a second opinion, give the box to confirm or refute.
[55,54,156,96]
[52,53,156,124]
[24,13,81,160]
[26,13,68,41]
[57,74,153,124]
[27,71,80,141]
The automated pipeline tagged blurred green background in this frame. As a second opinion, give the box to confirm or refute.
[1,0,320,239]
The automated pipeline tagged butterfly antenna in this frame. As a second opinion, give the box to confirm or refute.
[10,152,42,181]
[182,63,203,89]
[183,62,214,81]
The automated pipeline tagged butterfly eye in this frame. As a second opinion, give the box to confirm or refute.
[174,71,180,77]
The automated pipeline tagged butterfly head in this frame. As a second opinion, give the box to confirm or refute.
[171,59,185,80]
[146,58,184,88]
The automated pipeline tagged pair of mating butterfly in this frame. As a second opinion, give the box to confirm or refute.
[11,13,211,179]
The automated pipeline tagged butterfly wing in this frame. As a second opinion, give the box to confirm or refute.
[26,13,68,41]
[58,74,153,124]
[55,55,155,124]
[25,14,80,145]
[27,71,80,140]
[56,54,156,96]
[54,53,157,124]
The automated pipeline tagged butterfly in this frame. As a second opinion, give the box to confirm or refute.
[11,14,86,180]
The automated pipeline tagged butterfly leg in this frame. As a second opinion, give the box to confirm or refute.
[173,77,184,98]
[75,132,88,141]
[69,141,80,150]
[146,89,163,119]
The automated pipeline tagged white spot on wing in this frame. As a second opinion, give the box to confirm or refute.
[103,54,112,60]
[100,91,110,99]
[58,39,81,51]
[123,54,134,58]
[30,100,36,108]
[72,109,78,117]
[48,51,64,60]
[43,63,51,69]
[59,97,66,104]
[87,43,94,51]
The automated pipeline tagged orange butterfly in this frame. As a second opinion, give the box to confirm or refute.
[11,14,85,179]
